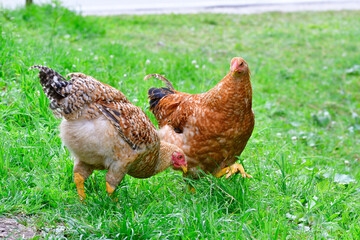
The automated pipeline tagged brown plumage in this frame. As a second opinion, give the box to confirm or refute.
[146,57,254,179]
[30,66,187,201]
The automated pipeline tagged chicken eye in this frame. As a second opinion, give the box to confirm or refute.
[239,62,244,66]
[179,155,183,159]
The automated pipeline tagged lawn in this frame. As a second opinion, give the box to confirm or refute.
[0,3,359,239]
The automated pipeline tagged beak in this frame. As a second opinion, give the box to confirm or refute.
[230,58,238,72]
[180,164,188,173]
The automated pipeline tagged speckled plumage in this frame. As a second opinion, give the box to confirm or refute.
[30,65,187,200]
[146,57,255,178]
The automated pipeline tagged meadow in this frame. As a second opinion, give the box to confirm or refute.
[0,3,359,239]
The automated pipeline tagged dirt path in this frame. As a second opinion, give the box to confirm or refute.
[0,217,36,240]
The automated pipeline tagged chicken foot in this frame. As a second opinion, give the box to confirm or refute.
[74,173,86,201]
[74,162,95,201]
[105,162,126,196]
[215,163,252,179]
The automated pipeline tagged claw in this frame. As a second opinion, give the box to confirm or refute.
[225,163,252,179]
[215,163,252,179]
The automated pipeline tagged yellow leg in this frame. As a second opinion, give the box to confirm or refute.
[106,182,115,196]
[74,172,86,201]
[214,167,229,178]
[215,163,252,179]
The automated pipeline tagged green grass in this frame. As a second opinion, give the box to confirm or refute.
[1,3,360,239]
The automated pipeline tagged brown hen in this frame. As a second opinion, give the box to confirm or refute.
[30,66,187,201]
[145,57,254,180]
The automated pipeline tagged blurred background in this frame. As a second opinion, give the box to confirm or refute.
[1,0,359,15]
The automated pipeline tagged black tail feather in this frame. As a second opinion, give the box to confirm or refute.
[29,65,71,101]
[148,87,175,110]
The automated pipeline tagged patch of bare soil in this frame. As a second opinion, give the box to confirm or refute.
[0,217,36,240]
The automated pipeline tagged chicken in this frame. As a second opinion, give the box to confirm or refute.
[145,57,254,180]
[30,65,187,201]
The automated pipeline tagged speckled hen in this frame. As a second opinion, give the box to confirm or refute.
[145,57,254,180]
[30,66,187,201]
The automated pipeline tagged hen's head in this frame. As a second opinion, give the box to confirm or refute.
[171,151,187,173]
[230,57,249,76]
